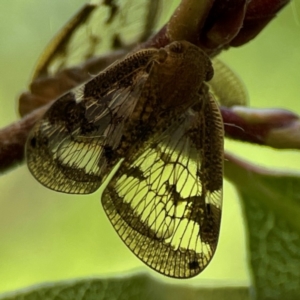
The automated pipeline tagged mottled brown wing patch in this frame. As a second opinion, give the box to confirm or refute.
[102,96,223,278]
[26,48,158,194]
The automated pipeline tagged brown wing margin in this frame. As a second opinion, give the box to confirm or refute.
[102,94,224,278]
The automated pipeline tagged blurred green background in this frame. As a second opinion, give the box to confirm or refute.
[0,0,299,294]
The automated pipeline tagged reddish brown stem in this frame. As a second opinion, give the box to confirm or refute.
[222,106,300,149]
[1,104,299,175]
[0,103,51,174]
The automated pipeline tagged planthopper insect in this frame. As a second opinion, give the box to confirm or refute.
[26,40,223,278]
[22,0,248,278]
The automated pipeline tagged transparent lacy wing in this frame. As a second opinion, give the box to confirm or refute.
[26,48,157,194]
[33,0,162,80]
[209,58,249,107]
[102,96,224,278]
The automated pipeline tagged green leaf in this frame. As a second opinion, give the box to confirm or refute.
[224,153,300,299]
[0,271,249,300]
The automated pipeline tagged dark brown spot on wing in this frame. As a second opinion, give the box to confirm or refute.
[199,203,221,248]
[188,260,200,270]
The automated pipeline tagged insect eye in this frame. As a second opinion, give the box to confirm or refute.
[29,137,37,148]
[169,41,184,54]
[205,65,214,81]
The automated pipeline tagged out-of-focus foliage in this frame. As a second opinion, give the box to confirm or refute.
[225,156,300,298]
[0,271,249,300]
